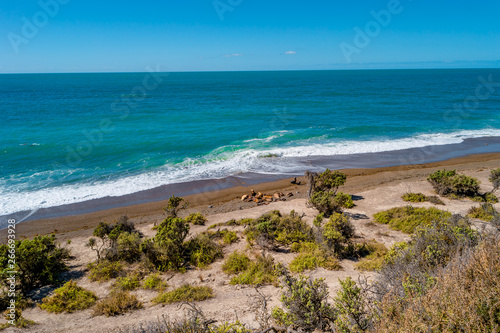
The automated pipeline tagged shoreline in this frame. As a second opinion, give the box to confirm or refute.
[4,151,500,240]
[3,135,500,226]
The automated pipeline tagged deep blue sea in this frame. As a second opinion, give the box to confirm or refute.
[1,69,500,216]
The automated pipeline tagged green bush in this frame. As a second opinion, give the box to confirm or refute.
[185,212,207,225]
[245,210,313,248]
[375,233,499,332]
[428,169,480,197]
[322,213,355,255]
[222,251,251,275]
[373,206,452,233]
[0,234,70,294]
[40,280,97,313]
[289,243,340,273]
[164,195,188,217]
[222,230,239,245]
[355,241,389,271]
[377,215,479,299]
[93,291,142,317]
[86,217,140,263]
[1,309,35,329]
[333,277,371,332]
[113,275,140,291]
[153,284,214,304]
[185,233,223,268]
[312,169,347,194]
[230,254,278,286]
[87,261,124,282]
[310,191,354,216]
[468,203,498,221]
[142,273,167,290]
[402,192,427,202]
[141,217,190,271]
[274,274,335,331]
[484,192,499,203]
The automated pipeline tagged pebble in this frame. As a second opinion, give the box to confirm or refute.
[208,205,213,208]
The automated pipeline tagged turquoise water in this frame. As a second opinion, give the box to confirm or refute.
[1,69,500,215]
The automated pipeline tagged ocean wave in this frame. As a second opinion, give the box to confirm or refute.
[1,128,500,216]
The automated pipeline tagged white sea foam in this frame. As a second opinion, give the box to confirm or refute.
[2,129,500,216]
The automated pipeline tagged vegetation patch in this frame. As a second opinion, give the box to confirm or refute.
[245,210,313,249]
[1,309,35,329]
[373,206,452,233]
[468,203,498,221]
[427,169,480,197]
[289,244,340,273]
[401,192,427,202]
[185,212,207,225]
[222,251,251,275]
[307,169,354,216]
[355,241,389,271]
[87,261,124,282]
[0,234,70,295]
[112,275,140,291]
[273,273,335,332]
[142,273,167,290]
[93,291,142,317]
[86,217,141,263]
[229,254,279,286]
[185,233,224,268]
[153,284,214,304]
[40,280,97,313]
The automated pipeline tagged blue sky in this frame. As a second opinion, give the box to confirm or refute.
[1,0,499,73]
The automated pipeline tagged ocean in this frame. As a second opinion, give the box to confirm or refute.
[1,69,500,220]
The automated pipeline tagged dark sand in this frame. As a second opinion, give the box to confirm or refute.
[3,152,500,241]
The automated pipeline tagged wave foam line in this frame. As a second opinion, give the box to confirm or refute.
[1,128,499,216]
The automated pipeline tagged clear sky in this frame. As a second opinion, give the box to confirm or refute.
[1,0,499,73]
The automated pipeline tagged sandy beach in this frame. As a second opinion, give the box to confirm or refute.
[5,152,500,241]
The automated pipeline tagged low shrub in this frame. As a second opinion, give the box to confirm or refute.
[355,240,389,271]
[401,192,426,202]
[375,234,500,332]
[39,280,97,313]
[289,242,340,273]
[185,213,207,225]
[87,261,124,282]
[141,217,190,271]
[427,169,480,197]
[426,195,445,205]
[1,309,35,329]
[373,206,452,233]
[472,192,499,203]
[468,203,498,221]
[376,215,479,299]
[333,277,372,332]
[222,230,239,245]
[153,284,214,304]
[113,275,140,291]
[142,273,167,290]
[230,254,278,286]
[245,210,313,248]
[274,273,335,331]
[222,251,251,275]
[310,191,354,216]
[322,213,355,255]
[0,234,70,294]
[93,291,142,317]
[185,234,223,268]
